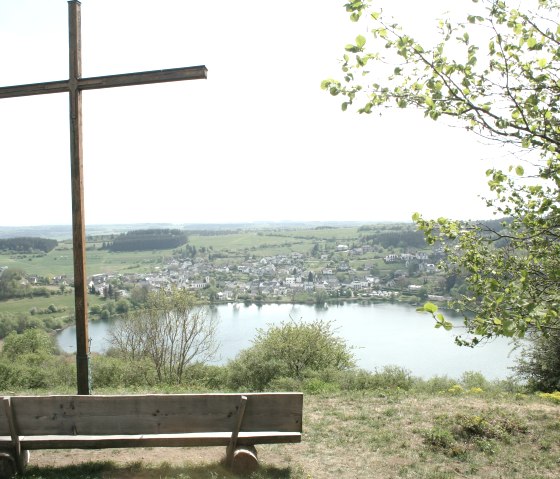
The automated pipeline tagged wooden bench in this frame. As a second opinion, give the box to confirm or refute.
[0,392,303,477]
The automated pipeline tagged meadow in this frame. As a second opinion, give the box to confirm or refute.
[13,389,560,479]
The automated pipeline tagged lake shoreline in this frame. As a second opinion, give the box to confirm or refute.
[57,302,516,380]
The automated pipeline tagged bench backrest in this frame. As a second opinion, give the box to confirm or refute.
[0,393,302,436]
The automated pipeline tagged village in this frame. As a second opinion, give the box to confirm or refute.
[86,242,447,305]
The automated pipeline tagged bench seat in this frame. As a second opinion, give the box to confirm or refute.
[1,431,301,450]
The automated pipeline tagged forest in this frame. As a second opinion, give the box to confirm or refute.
[104,229,188,252]
[0,237,57,253]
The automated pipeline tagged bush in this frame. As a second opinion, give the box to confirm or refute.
[180,363,228,390]
[414,376,457,394]
[515,332,560,392]
[334,366,414,392]
[2,329,58,358]
[227,319,354,391]
[115,299,130,314]
[92,355,157,389]
[461,371,489,391]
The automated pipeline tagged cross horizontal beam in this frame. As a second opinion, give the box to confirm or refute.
[0,65,207,99]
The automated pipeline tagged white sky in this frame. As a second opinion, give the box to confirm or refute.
[0,0,509,226]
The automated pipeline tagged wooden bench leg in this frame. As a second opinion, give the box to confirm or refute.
[2,398,29,475]
[225,395,260,474]
[231,445,259,475]
[226,395,247,467]
[0,451,17,479]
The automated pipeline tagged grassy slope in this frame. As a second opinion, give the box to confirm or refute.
[17,391,560,479]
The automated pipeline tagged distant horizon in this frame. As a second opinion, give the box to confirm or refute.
[0,220,416,241]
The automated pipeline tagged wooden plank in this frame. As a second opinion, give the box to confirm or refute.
[0,436,12,447]
[0,401,10,436]
[2,398,23,474]
[0,80,69,99]
[20,432,301,450]
[68,0,90,396]
[10,394,303,436]
[226,395,247,466]
[78,66,208,91]
[0,66,207,100]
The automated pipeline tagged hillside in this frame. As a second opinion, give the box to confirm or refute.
[19,391,560,479]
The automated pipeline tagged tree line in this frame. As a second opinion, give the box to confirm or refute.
[360,230,426,249]
[0,237,57,253]
[103,229,188,252]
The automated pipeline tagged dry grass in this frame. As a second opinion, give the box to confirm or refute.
[20,391,560,478]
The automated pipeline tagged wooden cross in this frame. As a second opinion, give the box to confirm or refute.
[0,1,207,395]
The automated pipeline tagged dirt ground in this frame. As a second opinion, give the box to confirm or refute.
[29,443,302,475]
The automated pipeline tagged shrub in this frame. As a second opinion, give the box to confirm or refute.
[414,376,456,394]
[92,355,157,389]
[461,371,489,391]
[227,319,354,391]
[333,366,414,392]
[2,329,58,358]
[515,332,560,392]
[424,411,527,457]
[538,391,560,404]
[181,363,228,390]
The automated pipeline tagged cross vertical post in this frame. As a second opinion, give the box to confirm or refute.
[68,0,90,395]
[0,1,207,395]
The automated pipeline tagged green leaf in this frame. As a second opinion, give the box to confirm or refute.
[423,302,438,314]
[356,34,367,49]
[515,165,524,176]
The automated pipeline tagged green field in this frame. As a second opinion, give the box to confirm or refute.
[0,227,392,277]
[1,293,105,318]
[0,244,177,277]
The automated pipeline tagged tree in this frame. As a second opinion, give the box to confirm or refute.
[311,242,320,257]
[108,287,218,384]
[115,298,130,314]
[0,268,29,300]
[2,328,58,358]
[323,0,560,346]
[227,319,355,390]
[515,331,560,391]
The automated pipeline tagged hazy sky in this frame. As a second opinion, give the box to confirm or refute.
[0,0,508,226]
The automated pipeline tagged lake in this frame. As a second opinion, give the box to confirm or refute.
[56,302,519,380]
